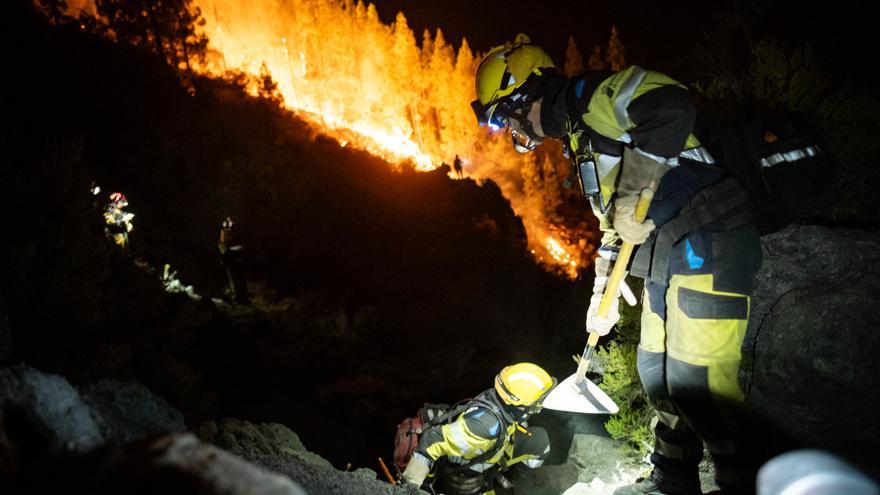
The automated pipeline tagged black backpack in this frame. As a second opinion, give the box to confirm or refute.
[698,117,838,234]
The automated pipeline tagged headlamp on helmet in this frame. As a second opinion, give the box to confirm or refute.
[471,92,525,132]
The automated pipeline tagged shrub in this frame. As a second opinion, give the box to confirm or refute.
[598,282,655,458]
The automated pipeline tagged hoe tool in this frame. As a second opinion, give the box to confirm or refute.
[542,188,654,414]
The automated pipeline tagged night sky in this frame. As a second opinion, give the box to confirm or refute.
[370,0,872,80]
[370,0,718,68]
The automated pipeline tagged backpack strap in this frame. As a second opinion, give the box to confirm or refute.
[421,398,470,429]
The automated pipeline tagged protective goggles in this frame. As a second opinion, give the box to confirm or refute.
[471,89,526,131]
[471,100,507,131]
[473,101,541,154]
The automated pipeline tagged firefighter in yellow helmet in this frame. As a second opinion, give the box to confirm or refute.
[473,35,762,494]
[401,363,555,495]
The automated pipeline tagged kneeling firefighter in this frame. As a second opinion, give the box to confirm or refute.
[401,363,555,495]
[471,35,763,494]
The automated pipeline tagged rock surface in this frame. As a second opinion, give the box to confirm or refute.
[741,224,880,474]
[0,365,104,453]
[513,433,645,495]
[83,379,186,443]
[197,418,334,471]
[7,232,878,495]
[110,433,309,495]
[197,418,420,495]
[0,366,434,494]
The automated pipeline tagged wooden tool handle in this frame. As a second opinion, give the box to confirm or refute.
[378,457,396,485]
[597,188,653,318]
[577,188,653,383]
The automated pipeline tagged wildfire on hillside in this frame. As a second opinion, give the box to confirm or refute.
[71,0,595,278]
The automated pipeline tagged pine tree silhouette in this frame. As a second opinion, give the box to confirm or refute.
[563,35,584,77]
[96,0,207,73]
[605,26,626,71]
[588,45,606,70]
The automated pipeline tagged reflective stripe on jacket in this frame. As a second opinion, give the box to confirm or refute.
[565,66,712,245]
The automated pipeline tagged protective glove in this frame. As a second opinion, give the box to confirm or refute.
[585,292,619,336]
[401,454,431,488]
[611,194,655,245]
[587,251,637,336]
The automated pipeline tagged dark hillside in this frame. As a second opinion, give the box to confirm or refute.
[1,2,589,469]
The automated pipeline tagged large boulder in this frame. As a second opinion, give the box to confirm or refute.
[0,365,189,492]
[12,432,310,495]
[0,365,187,456]
[100,433,309,495]
[0,365,104,453]
[0,366,429,495]
[196,418,423,495]
[740,225,880,474]
[197,418,334,471]
[82,379,186,444]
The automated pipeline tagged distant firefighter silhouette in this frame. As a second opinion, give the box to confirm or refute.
[453,155,464,179]
[103,192,134,249]
[218,216,249,305]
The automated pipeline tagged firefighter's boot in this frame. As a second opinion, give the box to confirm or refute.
[613,468,701,495]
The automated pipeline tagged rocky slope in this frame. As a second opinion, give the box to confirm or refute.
[0,365,427,494]
[4,225,880,494]
[741,224,880,476]
[0,364,651,494]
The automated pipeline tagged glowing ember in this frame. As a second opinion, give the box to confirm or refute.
[546,237,579,279]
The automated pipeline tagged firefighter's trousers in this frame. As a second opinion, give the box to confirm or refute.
[435,426,549,495]
[637,225,761,494]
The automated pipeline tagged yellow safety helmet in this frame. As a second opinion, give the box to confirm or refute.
[494,362,555,407]
[471,34,555,131]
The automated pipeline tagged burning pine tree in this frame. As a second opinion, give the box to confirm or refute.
[51,0,634,278]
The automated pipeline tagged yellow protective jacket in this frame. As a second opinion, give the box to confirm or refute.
[413,395,543,474]
[545,66,715,247]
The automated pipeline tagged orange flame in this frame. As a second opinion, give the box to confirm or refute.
[168,0,590,277]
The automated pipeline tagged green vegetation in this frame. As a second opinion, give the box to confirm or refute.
[691,2,880,226]
[598,281,654,458]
